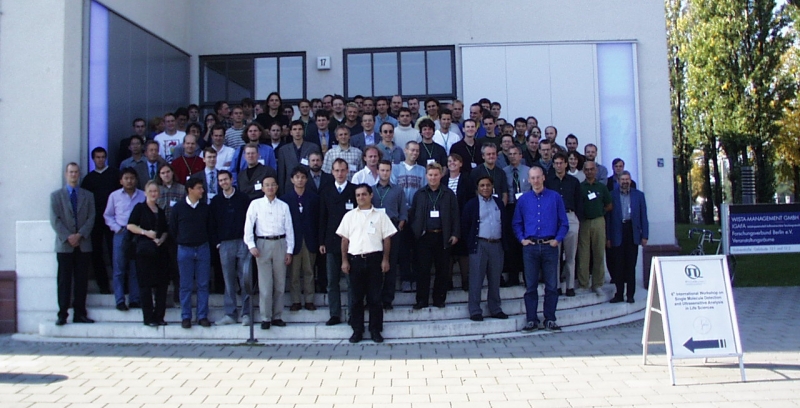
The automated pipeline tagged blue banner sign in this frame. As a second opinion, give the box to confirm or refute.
[724,204,800,255]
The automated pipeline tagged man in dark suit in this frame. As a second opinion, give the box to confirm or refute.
[134,140,166,190]
[277,120,321,195]
[80,147,118,294]
[237,143,277,200]
[304,109,337,155]
[281,166,320,311]
[461,175,508,322]
[191,147,220,204]
[350,113,380,152]
[318,158,357,325]
[305,151,333,195]
[607,171,648,304]
[50,163,96,326]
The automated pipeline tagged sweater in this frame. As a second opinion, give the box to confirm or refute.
[169,199,211,246]
[209,189,251,245]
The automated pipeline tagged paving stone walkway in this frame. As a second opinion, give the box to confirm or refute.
[1,287,799,407]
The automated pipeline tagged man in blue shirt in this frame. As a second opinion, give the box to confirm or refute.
[512,166,569,332]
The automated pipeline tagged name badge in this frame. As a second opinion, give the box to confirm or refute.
[255,182,262,190]
[375,207,386,214]
[427,159,435,165]
[588,192,597,200]
[430,210,440,218]
[471,162,477,168]
[186,176,190,181]
[299,204,304,213]
[258,159,265,165]
[492,194,498,198]
[300,158,309,166]
[345,202,354,210]
[349,164,357,172]
[170,200,177,207]
[515,192,523,200]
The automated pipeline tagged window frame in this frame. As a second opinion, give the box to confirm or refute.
[198,52,307,109]
[342,45,456,100]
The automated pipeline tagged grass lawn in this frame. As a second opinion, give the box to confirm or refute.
[675,224,800,287]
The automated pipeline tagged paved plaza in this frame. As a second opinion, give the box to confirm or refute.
[1,287,799,407]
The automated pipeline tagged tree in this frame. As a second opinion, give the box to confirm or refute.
[667,0,693,223]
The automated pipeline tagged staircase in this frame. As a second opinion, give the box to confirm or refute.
[37,282,645,342]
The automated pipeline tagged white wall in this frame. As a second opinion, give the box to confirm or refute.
[3,0,673,275]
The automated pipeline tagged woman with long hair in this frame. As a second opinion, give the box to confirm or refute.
[126,181,170,326]
[202,113,218,147]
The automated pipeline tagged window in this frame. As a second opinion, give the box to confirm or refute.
[343,46,456,100]
[199,53,306,108]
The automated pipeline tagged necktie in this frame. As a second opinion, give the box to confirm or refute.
[320,133,327,147]
[69,189,78,231]
[314,175,320,188]
[209,170,217,194]
[149,164,156,180]
[513,168,520,193]
[338,185,343,193]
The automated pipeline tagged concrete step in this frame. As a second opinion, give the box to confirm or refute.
[39,297,646,341]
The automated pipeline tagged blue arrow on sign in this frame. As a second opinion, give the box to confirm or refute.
[683,337,726,353]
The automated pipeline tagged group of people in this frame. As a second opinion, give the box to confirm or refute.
[51,92,649,343]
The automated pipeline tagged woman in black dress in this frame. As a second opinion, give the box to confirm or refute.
[127,180,170,326]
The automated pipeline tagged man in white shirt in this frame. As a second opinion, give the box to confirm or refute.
[243,175,294,330]
[432,109,460,154]
[351,146,381,186]
[394,108,421,149]
[337,183,397,343]
[154,112,186,162]
[205,125,235,170]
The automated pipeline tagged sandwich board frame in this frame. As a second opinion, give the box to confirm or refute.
[642,255,745,385]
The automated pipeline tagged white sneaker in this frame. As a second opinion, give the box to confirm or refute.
[593,287,604,296]
[217,315,236,325]
[241,315,252,326]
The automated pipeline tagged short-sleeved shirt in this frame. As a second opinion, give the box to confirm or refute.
[336,207,397,255]
[580,180,611,219]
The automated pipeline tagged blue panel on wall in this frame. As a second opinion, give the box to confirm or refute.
[597,43,638,184]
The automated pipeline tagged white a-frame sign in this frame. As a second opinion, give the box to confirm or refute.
[642,255,745,385]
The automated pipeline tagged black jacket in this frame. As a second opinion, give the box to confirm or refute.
[409,184,460,249]
[318,182,357,253]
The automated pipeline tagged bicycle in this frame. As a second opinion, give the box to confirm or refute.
[687,228,736,283]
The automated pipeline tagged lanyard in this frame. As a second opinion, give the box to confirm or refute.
[465,142,476,160]
[483,164,497,195]
[422,142,434,159]
[182,156,195,175]
[377,184,390,207]
[441,132,451,148]
[427,188,442,210]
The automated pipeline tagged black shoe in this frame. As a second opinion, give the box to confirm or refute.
[470,314,483,322]
[627,298,635,304]
[490,312,509,320]
[289,303,302,311]
[98,287,112,295]
[181,319,191,329]
[557,288,563,296]
[128,302,141,309]
[370,331,384,343]
[325,316,341,326]
[198,318,211,327]
[610,296,624,304]
[271,319,286,327]
[499,278,511,288]
[349,331,363,343]
[157,320,168,326]
[260,321,271,330]
[383,302,393,310]
[147,322,159,327]
[412,302,428,310]
[55,318,67,326]
[73,316,95,324]
[432,301,445,308]
[116,303,129,311]
[544,320,562,332]
[566,289,576,297]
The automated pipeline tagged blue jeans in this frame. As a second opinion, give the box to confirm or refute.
[112,231,139,305]
[522,243,559,324]
[218,240,252,319]
[326,252,350,318]
[177,243,211,320]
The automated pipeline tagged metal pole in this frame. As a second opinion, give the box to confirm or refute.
[244,258,257,344]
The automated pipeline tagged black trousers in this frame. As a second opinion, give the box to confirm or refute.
[57,249,90,319]
[416,232,451,305]
[504,203,522,284]
[348,252,384,333]
[137,255,169,324]
[611,222,639,299]
[89,224,112,291]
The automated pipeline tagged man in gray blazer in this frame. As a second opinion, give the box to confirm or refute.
[277,120,320,195]
[50,162,96,326]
